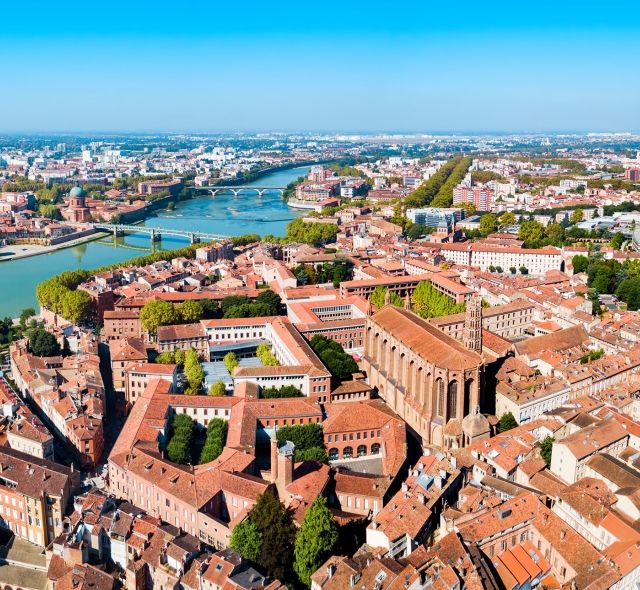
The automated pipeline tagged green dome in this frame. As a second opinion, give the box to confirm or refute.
[70,186,86,197]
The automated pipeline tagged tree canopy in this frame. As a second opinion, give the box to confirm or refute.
[208,380,227,396]
[309,334,358,381]
[498,412,518,433]
[294,496,338,586]
[539,436,554,466]
[285,218,338,246]
[411,281,465,319]
[28,327,61,357]
[140,300,181,336]
[166,413,195,464]
[479,214,498,236]
[199,417,227,463]
[183,349,204,394]
[248,491,296,580]
[370,286,403,309]
[230,520,263,562]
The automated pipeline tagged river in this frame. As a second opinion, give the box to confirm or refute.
[0,166,310,318]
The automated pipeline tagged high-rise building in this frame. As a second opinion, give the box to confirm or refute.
[453,185,495,211]
[626,168,640,182]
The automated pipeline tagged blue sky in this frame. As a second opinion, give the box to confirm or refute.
[2,0,639,133]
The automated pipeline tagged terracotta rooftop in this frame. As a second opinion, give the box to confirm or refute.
[370,306,483,371]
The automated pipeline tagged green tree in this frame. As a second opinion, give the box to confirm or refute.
[479,214,498,236]
[155,351,176,364]
[208,380,227,396]
[518,220,545,244]
[572,255,589,274]
[611,232,625,250]
[294,496,338,586]
[199,417,228,463]
[166,436,190,464]
[256,343,279,366]
[276,423,324,455]
[545,223,565,245]
[406,223,427,241]
[250,491,296,580]
[369,286,387,309]
[405,157,462,208]
[295,446,329,463]
[616,277,640,310]
[431,156,473,208]
[177,300,204,322]
[174,349,186,366]
[28,327,61,357]
[165,413,194,464]
[61,290,93,324]
[184,349,204,394]
[309,335,358,381]
[224,303,273,319]
[261,385,303,399]
[412,280,465,319]
[230,520,263,562]
[255,290,282,315]
[140,300,180,336]
[224,351,239,375]
[456,202,476,216]
[519,266,529,275]
[570,208,584,224]
[498,412,518,433]
[285,218,338,246]
[499,212,516,227]
[221,295,252,315]
[19,308,36,328]
[539,436,554,466]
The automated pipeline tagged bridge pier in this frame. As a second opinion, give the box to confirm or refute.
[150,229,161,242]
[257,189,264,197]
[231,189,240,197]
[190,233,200,244]
[112,228,124,238]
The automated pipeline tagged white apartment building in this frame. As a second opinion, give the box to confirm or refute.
[496,380,571,425]
[550,421,628,484]
[439,244,563,276]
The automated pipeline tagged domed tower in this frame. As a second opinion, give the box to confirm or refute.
[68,186,90,223]
[462,407,490,446]
[69,186,86,208]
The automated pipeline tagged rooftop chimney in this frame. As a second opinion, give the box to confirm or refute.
[270,433,278,484]
[277,441,295,493]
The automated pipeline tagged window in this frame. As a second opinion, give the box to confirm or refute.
[371,443,381,455]
[329,448,339,461]
[343,446,353,459]
[357,445,367,457]
[447,381,458,420]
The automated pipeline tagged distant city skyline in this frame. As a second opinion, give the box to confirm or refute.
[2,0,640,133]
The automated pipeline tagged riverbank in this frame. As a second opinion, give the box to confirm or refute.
[0,230,111,262]
[0,165,312,318]
[286,198,317,210]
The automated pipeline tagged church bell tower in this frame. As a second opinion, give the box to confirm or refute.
[463,294,482,352]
